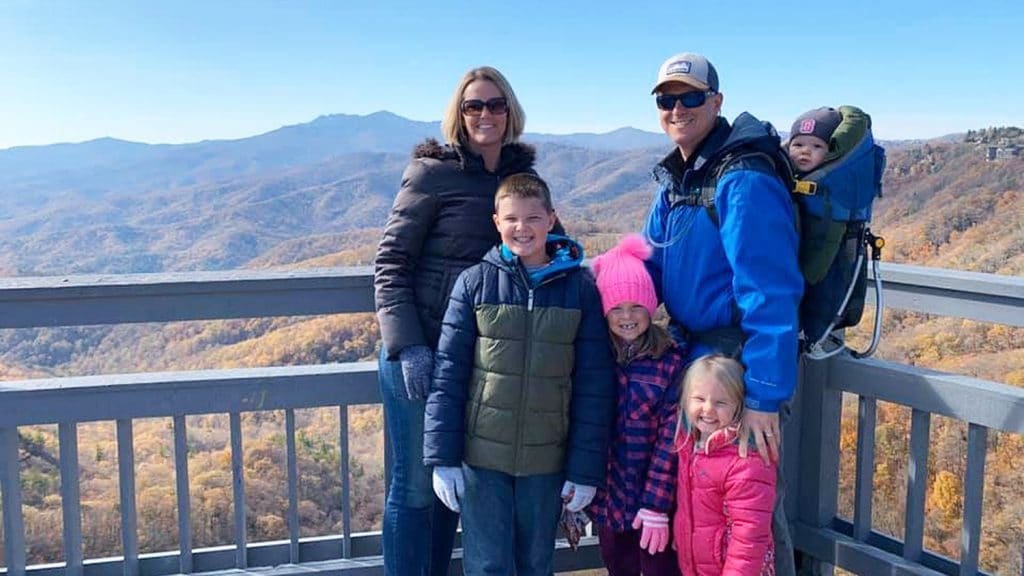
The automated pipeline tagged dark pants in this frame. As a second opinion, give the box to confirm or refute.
[597,525,680,576]
[379,349,460,576]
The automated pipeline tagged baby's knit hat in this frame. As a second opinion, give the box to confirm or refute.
[591,234,658,317]
[790,107,842,144]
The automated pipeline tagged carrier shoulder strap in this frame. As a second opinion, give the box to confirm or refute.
[699,149,796,227]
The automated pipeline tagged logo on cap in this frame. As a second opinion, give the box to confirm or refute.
[666,60,692,75]
[799,119,816,134]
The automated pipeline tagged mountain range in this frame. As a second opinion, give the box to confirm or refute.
[0,110,1007,278]
[0,111,666,206]
[0,112,670,274]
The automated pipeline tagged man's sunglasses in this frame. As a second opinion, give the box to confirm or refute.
[461,97,509,116]
[655,91,716,111]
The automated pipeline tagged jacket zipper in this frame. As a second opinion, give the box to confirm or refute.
[511,263,569,473]
[513,265,532,473]
[687,448,698,573]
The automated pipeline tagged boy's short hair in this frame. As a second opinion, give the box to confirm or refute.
[494,173,554,212]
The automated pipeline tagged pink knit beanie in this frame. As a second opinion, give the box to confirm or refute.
[591,234,658,317]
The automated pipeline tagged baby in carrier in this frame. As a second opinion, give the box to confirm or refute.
[788,107,842,175]
[785,106,886,358]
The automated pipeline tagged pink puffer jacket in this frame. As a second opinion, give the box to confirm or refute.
[673,427,776,576]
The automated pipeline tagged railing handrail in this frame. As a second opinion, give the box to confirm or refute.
[0,262,1021,329]
[0,362,380,427]
[2,357,1020,434]
[0,266,374,329]
[828,356,1024,434]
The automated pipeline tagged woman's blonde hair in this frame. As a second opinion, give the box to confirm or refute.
[674,354,745,445]
[611,321,673,364]
[440,66,525,146]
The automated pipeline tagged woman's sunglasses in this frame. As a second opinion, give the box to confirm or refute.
[461,97,509,117]
[655,91,716,111]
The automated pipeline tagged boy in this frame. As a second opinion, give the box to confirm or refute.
[788,107,843,174]
[423,173,616,576]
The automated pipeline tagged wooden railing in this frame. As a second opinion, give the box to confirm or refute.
[0,263,1021,576]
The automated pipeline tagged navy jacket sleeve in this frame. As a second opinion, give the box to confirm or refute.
[374,160,439,359]
[715,170,803,411]
[423,268,478,467]
[565,270,617,486]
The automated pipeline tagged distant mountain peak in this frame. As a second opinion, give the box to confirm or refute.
[365,110,404,119]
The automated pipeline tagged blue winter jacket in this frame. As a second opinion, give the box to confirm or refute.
[424,236,616,486]
[643,114,803,412]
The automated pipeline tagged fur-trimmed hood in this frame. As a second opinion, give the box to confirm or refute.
[411,138,536,175]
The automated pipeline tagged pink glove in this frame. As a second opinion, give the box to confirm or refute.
[631,508,670,554]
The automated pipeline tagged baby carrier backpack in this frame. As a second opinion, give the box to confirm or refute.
[793,106,887,359]
[697,107,887,359]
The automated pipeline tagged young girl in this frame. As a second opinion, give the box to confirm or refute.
[588,234,685,576]
[673,354,776,576]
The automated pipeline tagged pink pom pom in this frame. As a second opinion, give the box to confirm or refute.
[615,233,652,261]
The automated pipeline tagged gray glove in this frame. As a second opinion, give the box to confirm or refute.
[561,481,597,512]
[432,466,465,512]
[398,345,433,400]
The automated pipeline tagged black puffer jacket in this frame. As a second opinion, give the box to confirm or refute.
[374,139,538,359]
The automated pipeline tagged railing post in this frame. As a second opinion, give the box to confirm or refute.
[116,419,139,576]
[229,413,247,569]
[1,427,26,576]
[339,406,352,559]
[58,422,84,576]
[852,397,877,541]
[783,359,803,524]
[795,355,842,575]
[173,415,193,573]
[285,409,299,564]
[960,424,988,576]
[903,409,931,561]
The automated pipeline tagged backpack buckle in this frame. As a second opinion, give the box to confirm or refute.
[793,180,817,196]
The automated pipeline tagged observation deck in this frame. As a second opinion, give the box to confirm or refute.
[1,263,1021,575]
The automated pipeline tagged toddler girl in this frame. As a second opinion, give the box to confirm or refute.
[673,354,776,576]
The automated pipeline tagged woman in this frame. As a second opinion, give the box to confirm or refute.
[373,66,537,576]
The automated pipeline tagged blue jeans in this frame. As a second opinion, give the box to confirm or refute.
[379,349,460,576]
[460,464,563,576]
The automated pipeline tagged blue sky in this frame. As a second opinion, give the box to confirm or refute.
[1,0,1021,149]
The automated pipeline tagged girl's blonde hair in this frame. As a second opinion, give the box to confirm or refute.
[440,66,526,146]
[674,354,745,445]
[611,321,673,364]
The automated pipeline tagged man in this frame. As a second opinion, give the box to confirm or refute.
[642,52,804,576]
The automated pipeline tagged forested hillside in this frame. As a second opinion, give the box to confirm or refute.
[1,131,1022,573]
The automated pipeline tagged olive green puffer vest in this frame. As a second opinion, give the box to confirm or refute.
[463,302,581,476]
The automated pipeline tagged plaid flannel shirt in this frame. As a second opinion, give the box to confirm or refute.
[589,345,685,532]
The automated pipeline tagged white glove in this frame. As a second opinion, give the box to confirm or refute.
[432,466,465,512]
[560,480,597,512]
